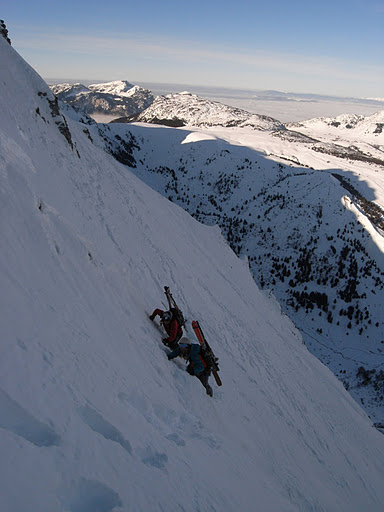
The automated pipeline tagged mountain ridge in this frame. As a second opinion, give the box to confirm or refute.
[50,80,154,118]
[125,91,286,131]
[119,92,384,166]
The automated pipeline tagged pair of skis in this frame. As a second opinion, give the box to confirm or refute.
[164,286,186,327]
[192,320,222,387]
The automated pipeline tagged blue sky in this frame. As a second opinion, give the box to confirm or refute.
[3,0,384,97]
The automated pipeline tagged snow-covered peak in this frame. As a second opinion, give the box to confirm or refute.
[50,82,90,97]
[287,110,384,139]
[88,80,135,97]
[123,84,143,97]
[367,110,384,123]
[290,113,363,129]
[132,92,285,131]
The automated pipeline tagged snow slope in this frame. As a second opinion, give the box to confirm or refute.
[2,36,384,512]
[103,119,384,422]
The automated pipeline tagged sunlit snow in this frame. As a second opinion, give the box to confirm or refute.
[1,36,384,512]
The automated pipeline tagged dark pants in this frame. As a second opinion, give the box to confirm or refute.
[193,368,213,396]
[165,330,183,350]
[196,370,210,388]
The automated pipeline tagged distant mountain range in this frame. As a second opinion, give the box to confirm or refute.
[123,92,384,165]
[52,81,384,171]
[132,82,384,107]
[130,92,384,135]
[54,82,384,179]
[50,80,154,118]
[248,90,384,105]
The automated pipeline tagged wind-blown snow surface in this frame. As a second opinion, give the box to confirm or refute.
[2,39,384,512]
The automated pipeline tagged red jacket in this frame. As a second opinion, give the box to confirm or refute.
[151,309,182,343]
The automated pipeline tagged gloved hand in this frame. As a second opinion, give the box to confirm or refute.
[167,353,172,361]
[162,338,169,346]
[149,314,155,321]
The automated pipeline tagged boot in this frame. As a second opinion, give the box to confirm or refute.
[205,384,213,397]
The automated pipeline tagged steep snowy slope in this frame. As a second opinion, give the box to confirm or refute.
[2,36,384,512]
[102,120,384,423]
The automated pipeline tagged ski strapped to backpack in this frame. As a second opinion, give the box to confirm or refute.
[164,286,186,327]
[192,320,222,387]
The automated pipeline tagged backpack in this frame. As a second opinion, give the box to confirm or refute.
[170,307,185,328]
[199,344,213,369]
